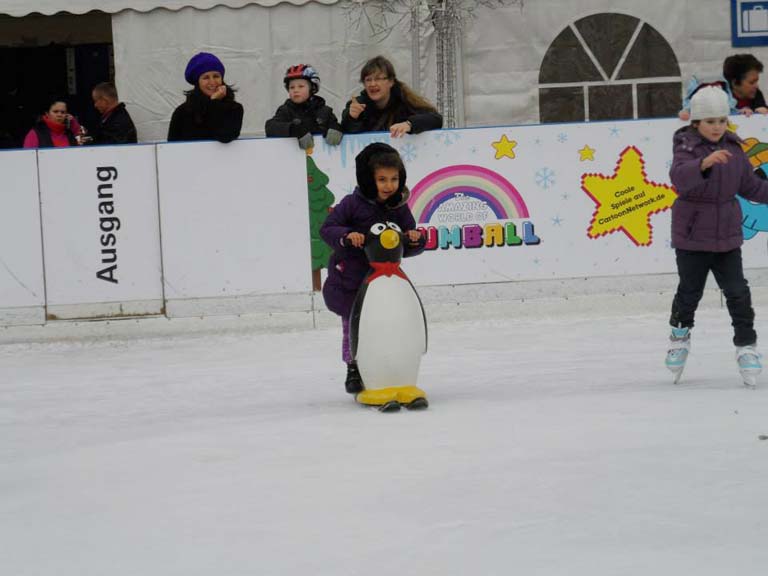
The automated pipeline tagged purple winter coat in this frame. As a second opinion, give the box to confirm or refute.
[321,187,424,317]
[669,126,768,252]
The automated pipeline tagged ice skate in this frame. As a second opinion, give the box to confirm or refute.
[665,326,690,384]
[345,362,364,394]
[736,345,762,388]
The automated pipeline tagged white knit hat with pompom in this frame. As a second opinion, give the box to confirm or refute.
[690,86,730,120]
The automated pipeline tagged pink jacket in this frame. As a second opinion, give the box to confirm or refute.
[23,117,82,148]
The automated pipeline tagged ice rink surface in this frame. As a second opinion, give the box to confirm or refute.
[2,306,767,575]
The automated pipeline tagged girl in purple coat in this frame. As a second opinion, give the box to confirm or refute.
[667,86,768,386]
[321,143,425,394]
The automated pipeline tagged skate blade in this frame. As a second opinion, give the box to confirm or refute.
[741,374,758,388]
[667,365,685,384]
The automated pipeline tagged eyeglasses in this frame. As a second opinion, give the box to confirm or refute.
[363,75,390,85]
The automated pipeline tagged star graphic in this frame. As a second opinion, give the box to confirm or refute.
[551,216,563,226]
[491,134,517,160]
[581,146,677,246]
[578,145,596,161]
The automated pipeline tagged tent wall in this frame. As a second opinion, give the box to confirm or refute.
[112,0,768,141]
[112,3,435,141]
[463,0,768,126]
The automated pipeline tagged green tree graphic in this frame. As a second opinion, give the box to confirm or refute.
[306,156,335,287]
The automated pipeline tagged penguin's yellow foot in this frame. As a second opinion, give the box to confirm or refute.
[394,385,428,405]
[355,387,400,407]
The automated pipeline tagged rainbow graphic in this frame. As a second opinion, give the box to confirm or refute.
[409,164,529,224]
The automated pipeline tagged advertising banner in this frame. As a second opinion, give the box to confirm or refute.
[310,116,768,287]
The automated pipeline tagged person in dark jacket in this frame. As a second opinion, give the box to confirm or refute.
[723,54,768,116]
[341,55,442,138]
[265,64,342,150]
[320,143,425,394]
[167,52,243,143]
[91,82,137,145]
[666,86,768,386]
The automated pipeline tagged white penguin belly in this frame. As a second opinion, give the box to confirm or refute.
[356,276,426,390]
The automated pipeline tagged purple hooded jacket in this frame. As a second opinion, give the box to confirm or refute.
[321,143,425,317]
[669,126,768,252]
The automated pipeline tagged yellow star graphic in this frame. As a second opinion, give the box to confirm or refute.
[491,134,517,160]
[578,145,596,161]
[728,121,739,133]
[581,146,676,246]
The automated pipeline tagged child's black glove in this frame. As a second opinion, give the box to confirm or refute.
[288,119,311,138]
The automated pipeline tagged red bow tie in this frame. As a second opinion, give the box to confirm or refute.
[367,261,407,283]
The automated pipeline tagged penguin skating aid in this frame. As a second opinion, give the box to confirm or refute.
[349,222,429,411]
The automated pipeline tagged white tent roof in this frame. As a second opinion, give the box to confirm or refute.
[0,0,337,17]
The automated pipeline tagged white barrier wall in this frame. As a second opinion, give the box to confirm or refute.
[4,115,768,328]
[0,150,45,325]
[156,138,312,318]
[37,145,164,319]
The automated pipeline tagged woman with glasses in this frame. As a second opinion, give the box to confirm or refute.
[341,55,442,138]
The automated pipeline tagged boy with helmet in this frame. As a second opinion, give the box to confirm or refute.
[265,64,343,150]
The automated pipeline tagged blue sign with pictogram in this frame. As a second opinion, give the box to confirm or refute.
[733,0,768,45]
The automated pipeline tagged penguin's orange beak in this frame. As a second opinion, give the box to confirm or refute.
[380,229,400,249]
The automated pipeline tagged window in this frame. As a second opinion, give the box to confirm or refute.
[538,13,681,123]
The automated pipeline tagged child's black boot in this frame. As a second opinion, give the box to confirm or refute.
[345,362,364,394]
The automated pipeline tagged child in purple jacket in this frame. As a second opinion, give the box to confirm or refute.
[320,143,425,394]
[667,86,768,386]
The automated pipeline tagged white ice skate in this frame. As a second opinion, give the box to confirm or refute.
[736,345,762,388]
[665,327,690,384]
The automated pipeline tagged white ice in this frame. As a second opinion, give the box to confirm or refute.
[2,303,768,575]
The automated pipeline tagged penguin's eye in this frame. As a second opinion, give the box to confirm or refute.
[386,222,402,233]
[370,223,387,235]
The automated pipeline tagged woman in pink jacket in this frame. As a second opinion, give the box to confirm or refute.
[23,98,83,148]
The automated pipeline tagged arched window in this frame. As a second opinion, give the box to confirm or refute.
[538,13,682,123]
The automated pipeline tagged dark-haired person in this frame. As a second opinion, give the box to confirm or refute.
[341,55,442,138]
[91,82,138,145]
[724,53,768,116]
[167,52,243,143]
[23,98,82,148]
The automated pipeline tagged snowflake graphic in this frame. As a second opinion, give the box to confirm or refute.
[398,142,418,163]
[470,146,478,154]
[609,126,621,137]
[551,215,563,226]
[666,159,673,170]
[434,131,462,146]
[557,132,568,143]
[535,167,556,189]
[561,192,569,201]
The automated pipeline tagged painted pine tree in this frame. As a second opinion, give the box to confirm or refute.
[306,155,335,290]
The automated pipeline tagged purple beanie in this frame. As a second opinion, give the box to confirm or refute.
[184,52,225,85]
